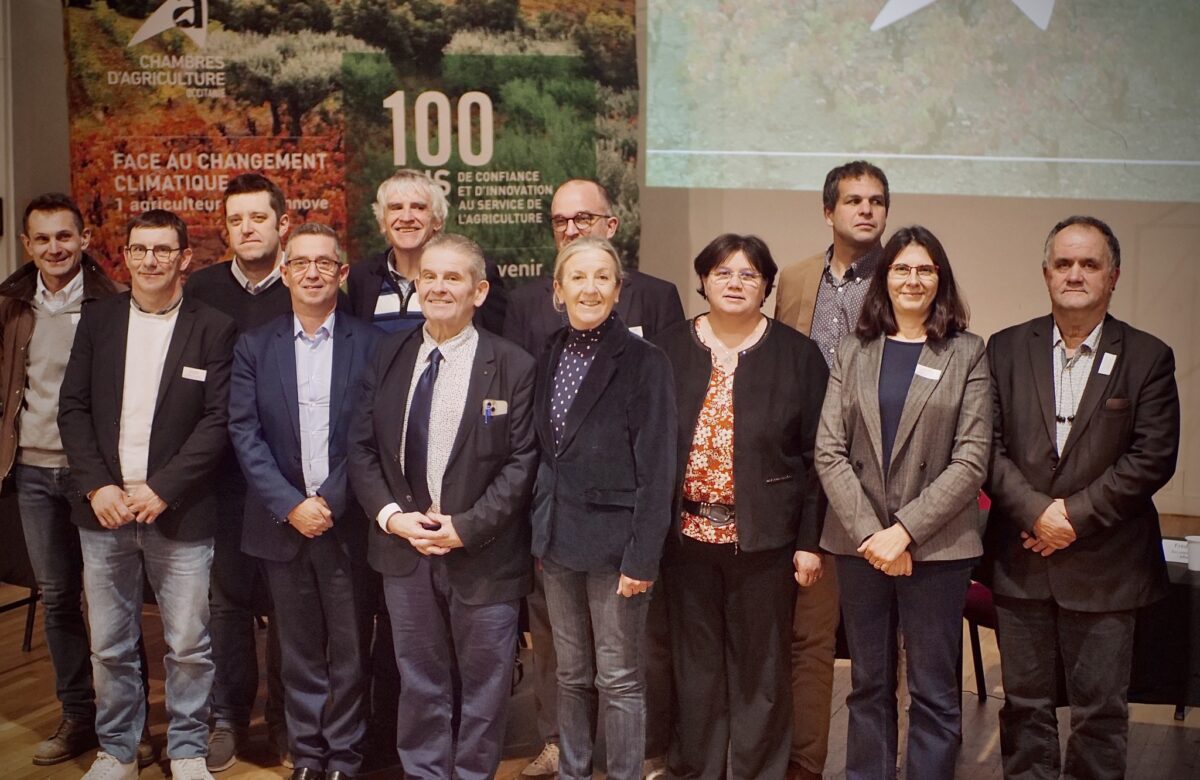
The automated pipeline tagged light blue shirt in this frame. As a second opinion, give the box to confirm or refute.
[295,312,335,497]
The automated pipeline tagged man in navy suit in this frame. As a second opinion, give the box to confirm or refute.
[229,223,380,780]
[349,233,538,779]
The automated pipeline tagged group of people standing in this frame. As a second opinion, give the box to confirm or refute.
[2,160,1179,780]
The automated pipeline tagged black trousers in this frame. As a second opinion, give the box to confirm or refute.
[994,595,1136,780]
[664,536,795,780]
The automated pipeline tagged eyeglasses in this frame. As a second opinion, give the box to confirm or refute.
[550,212,610,233]
[285,257,342,276]
[709,268,763,287]
[124,244,182,263]
[888,263,938,281]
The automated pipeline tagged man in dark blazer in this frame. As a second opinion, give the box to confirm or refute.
[984,215,1180,780]
[506,178,683,778]
[228,223,379,780]
[349,233,537,779]
[59,209,236,780]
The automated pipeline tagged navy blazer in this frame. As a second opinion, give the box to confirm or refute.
[58,292,237,540]
[228,311,380,563]
[347,248,508,336]
[502,270,685,361]
[348,326,538,605]
[530,316,678,581]
[983,314,1178,612]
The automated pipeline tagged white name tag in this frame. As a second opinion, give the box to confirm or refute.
[483,399,509,417]
[1162,538,1188,564]
[1098,352,1117,376]
[182,366,207,382]
[628,325,644,337]
[914,364,942,381]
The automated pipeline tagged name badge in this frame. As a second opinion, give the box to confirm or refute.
[483,399,509,417]
[1098,352,1117,376]
[914,364,942,381]
[182,366,207,382]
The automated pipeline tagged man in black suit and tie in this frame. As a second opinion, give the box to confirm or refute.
[229,223,379,780]
[984,216,1180,780]
[59,209,237,780]
[349,233,537,779]
[505,178,683,778]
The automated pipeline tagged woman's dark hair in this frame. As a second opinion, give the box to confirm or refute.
[856,225,969,343]
[693,233,779,301]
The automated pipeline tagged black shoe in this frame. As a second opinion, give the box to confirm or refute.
[290,769,325,780]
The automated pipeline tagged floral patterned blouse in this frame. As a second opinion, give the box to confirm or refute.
[681,316,755,545]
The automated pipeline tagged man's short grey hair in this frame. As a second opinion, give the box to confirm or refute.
[286,222,341,259]
[373,169,449,228]
[421,233,487,284]
[1043,215,1121,270]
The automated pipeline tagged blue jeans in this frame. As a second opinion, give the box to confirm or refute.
[542,559,650,780]
[14,464,94,721]
[79,522,214,764]
[837,555,974,780]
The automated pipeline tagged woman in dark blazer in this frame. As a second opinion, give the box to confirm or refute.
[816,225,991,780]
[529,237,677,780]
[652,234,828,779]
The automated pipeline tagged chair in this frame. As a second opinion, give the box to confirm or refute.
[963,580,998,701]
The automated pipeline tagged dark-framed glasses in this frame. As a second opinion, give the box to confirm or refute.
[888,263,938,281]
[550,212,609,233]
[286,257,342,275]
[710,268,763,287]
[124,244,181,263]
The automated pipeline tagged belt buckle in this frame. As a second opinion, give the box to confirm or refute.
[702,501,734,526]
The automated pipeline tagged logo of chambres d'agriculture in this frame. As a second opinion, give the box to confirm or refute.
[129,0,209,48]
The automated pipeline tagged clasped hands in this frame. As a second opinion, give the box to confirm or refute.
[384,510,463,555]
[90,484,168,528]
[1021,498,1076,557]
[858,523,913,576]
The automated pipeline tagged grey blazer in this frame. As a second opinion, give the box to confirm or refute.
[817,331,991,561]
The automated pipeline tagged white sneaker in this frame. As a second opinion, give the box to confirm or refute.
[170,756,215,780]
[81,751,138,780]
[522,742,560,776]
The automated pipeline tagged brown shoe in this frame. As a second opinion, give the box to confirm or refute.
[137,732,159,769]
[32,718,98,766]
[786,762,823,780]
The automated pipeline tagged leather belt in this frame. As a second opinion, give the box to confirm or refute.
[682,499,736,526]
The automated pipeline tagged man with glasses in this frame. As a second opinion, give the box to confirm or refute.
[774,160,890,780]
[0,194,127,767]
[504,178,683,779]
[230,223,379,780]
[59,209,237,780]
[185,173,294,772]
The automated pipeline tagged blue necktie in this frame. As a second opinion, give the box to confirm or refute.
[404,348,442,512]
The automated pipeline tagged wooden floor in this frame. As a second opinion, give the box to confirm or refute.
[1,581,1198,779]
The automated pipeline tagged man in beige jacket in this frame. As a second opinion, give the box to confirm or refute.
[774,161,889,780]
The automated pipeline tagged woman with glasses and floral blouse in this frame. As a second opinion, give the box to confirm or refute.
[652,234,829,779]
[816,225,990,780]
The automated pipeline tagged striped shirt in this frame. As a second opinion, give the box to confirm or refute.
[1052,320,1104,454]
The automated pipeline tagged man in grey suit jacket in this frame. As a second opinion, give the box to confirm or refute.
[984,216,1180,780]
